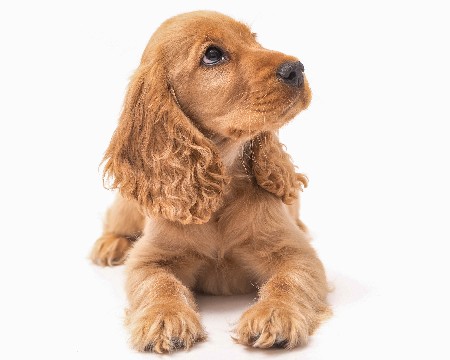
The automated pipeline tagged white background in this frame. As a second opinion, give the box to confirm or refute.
[1,1,449,359]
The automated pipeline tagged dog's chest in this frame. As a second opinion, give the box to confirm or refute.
[194,215,246,260]
[193,217,256,295]
[200,180,260,259]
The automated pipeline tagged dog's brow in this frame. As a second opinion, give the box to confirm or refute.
[204,36,226,47]
[252,32,257,38]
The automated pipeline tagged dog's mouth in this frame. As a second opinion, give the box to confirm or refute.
[280,92,303,117]
[223,88,309,140]
[252,83,310,125]
[278,79,312,121]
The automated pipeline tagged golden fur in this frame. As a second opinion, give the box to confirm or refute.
[91,11,330,353]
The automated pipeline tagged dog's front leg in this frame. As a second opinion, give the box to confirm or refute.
[124,237,205,353]
[234,232,331,349]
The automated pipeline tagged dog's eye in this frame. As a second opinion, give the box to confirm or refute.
[202,46,225,65]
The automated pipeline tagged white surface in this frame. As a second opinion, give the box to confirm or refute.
[1,0,449,359]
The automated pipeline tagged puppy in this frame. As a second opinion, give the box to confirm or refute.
[91,10,330,353]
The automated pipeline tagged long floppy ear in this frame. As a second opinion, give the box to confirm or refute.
[249,131,308,204]
[102,61,229,224]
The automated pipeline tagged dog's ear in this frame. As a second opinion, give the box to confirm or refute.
[249,131,307,204]
[103,60,228,224]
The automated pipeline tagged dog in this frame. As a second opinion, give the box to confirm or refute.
[91,10,330,353]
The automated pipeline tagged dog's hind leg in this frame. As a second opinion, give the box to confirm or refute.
[90,194,144,266]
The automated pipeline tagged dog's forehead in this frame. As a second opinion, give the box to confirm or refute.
[168,11,254,44]
[142,12,255,63]
[195,16,252,40]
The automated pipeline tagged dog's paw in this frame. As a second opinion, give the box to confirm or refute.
[126,302,206,353]
[233,300,310,349]
[90,233,131,266]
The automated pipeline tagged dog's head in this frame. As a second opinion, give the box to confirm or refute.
[103,11,311,224]
[145,11,312,139]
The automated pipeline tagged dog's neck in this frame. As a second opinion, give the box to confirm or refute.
[211,135,246,168]
[208,133,257,185]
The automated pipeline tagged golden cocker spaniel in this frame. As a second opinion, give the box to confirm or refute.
[91,10,330,353]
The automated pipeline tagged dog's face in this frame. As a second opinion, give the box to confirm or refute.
[143,11,312,140]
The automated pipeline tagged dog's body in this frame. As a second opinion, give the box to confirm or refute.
[91,11,330,353]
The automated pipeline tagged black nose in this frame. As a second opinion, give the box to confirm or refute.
[276,61,304,87]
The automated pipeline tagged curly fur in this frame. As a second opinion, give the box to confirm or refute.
[103,60,229,224]
[248,131,308,204]
[91,10,330,354]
